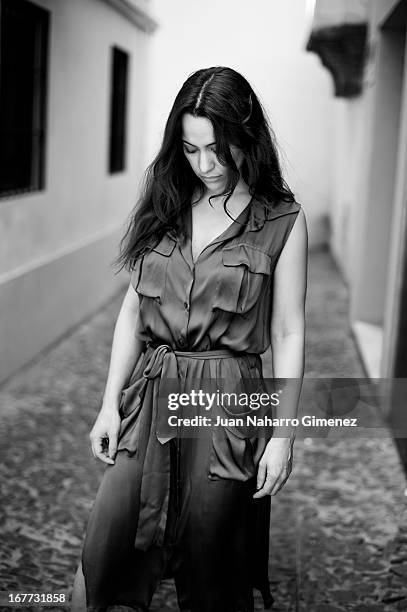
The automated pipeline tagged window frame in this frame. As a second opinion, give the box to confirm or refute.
[108,44,130,175]
[0,0,50,198]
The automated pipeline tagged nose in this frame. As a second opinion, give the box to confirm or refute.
[198,150,215,175]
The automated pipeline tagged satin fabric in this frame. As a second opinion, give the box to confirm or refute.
[81,197,301,611]
[116,344,257,551]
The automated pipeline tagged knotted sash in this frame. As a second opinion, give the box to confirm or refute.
[116,343,241,550]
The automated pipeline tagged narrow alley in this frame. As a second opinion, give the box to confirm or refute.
[0,248,406,611]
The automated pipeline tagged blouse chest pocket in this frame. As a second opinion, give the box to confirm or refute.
[213,243,271,314]
[135,235,176,303]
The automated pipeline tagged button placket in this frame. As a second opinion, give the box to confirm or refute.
[177,277,194,347]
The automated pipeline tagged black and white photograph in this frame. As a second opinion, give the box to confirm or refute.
[1,0,407,611]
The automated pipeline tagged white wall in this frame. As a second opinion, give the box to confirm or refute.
[0,0,154,383]
[0,0,150,279]
[145,0,335,248]
[330,97,368,284]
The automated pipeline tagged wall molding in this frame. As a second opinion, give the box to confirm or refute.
[306,23,368,97]
[100,0,158,34]
[0,227,126,385]
[0,223,123,286]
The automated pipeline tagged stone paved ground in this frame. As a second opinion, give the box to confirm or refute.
[0,248,406,611]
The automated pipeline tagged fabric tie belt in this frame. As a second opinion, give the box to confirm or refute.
[116,343,246,551]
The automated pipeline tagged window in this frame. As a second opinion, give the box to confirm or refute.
[108,46,129,174]
[0,0,49,196]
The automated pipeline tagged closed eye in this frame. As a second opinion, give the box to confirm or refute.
[182,142,217,155]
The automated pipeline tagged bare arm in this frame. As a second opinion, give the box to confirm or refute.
[269,207,307,431]
[254,208,308,497]
[89,281,146,464]
[102,282,146,405]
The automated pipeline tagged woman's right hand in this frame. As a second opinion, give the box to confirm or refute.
[89,403,122,464]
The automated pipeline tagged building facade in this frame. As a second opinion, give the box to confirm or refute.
[146,0,336,254]
[308,0,407,380]
[308,0,407,464]
[0,0,156,384]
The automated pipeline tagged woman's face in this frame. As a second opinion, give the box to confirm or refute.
[181,113,244,192]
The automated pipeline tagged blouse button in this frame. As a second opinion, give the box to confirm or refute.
[178,336,186,346]
[183,302,189,310]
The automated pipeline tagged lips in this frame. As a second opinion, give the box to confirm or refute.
[201,175,222,181]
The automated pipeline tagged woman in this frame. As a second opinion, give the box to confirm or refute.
[71,66,307,612]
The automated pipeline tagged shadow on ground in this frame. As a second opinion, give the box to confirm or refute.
[0,249,406,611]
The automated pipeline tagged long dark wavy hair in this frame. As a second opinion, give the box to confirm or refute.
[113,66,295,272]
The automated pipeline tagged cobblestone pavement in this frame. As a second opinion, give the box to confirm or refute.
[0,248,406,611]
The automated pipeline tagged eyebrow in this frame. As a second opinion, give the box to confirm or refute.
[182,139,216,147]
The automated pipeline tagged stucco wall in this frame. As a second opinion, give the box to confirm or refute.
[0,0,150,279]
[0,0,153,383]
[145,0,335,249]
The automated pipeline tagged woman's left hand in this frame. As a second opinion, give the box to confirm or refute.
[253,437,294,498]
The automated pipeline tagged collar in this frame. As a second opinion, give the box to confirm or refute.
[164,198,301,241]
[246,197,301,232]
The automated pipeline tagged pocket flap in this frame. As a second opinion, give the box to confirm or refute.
[222,243,271,275]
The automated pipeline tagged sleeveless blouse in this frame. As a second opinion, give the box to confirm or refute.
[113,197,301,609]
[130,196,301,353]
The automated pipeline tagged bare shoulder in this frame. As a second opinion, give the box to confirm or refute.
[278,206,308,267]
[122,280,140,314]
[291,206,307,240]
[272,207,307,331]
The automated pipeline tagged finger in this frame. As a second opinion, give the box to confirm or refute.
[268,476,286,496]
[256,462,267,491]
[92,436,114,464]
[89,431,106,458]
[253,471,278,498]
[108,434,118,460]
[90,435,104,459]
[90,440,98,459]
[89,433,96,458]
[272,479,288,496]
[269,470,290,496]
[95,450,115,465]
